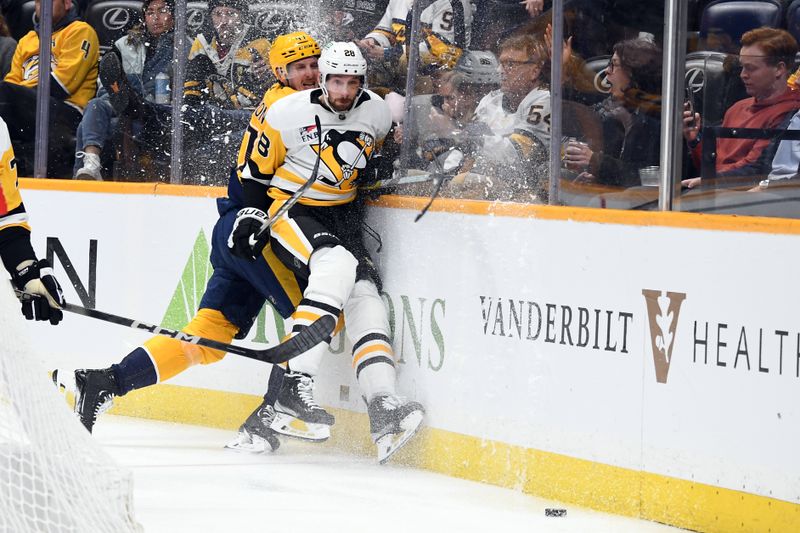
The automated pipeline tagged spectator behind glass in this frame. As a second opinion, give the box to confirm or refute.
[0,14,15,78]
[321,0,390,42]
[467,34,551,201]
[99,0,273,184]
[0,0,99,178]
[73,0,177,180]
[563,38,662,188]
[357,0,474,78]
[683,28,800,189]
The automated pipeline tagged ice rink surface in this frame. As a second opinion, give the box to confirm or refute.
[95,416,685,533]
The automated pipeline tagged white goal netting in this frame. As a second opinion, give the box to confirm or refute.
[0,284,140,532]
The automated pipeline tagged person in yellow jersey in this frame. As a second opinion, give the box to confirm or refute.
[228,42,425,463]
[68,33,327,448]
[0,116,65,323]
[0,0,99,178]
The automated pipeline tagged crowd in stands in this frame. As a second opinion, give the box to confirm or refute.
[3,0,800,207]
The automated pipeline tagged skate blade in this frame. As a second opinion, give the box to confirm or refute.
[224,432,274,454]
[376,410,424,464]
[271,412,330,442]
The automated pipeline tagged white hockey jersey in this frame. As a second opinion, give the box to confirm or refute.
[365,0,473,69]
[474,87,551,166]
[252,88,392,206]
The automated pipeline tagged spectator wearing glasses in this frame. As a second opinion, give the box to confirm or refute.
[73,0,177,180]
[682,28,800,189]
[563,38,662,188]
[466,34,551,200]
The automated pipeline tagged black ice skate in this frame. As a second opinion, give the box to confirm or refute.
[74,368,120,433]
[367,394,425,464]
[225,402,280,453]
[271,372,335,442]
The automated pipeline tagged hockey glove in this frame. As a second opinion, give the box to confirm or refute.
[228,207,270,261]
[12,259,65,325]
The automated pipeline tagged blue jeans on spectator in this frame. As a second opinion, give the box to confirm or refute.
[73,76,146,175]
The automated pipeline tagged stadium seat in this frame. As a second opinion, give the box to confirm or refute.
[84,0,143,55]
[248,1,307,40]
[580,55,612,102]
[6,0,36,41]
[699,0,783,52]
[685,51,747,126]
[787,0,800,44]
[186,1,208,37]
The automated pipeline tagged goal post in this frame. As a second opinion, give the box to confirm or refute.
[0,283,141,532]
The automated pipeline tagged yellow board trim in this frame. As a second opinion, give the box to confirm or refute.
[20,179,800,236]
[103,383,800,533]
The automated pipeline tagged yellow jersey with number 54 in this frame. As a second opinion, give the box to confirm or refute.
[0,117,28,234]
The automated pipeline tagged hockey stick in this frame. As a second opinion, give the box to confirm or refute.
[255,115,323,237]
[13,288,335,365]
[361,170,449,191]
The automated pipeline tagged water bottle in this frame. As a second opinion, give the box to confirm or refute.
[154,72,170,104]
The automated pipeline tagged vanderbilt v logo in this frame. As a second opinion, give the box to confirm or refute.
[642,290,687,384]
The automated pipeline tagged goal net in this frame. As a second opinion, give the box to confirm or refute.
[0,283,141,532]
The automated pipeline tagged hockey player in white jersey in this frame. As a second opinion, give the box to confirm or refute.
[228,42,425,462]
[357,0,474,72]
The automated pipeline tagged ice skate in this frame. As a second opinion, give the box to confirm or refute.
[73,368,120,433]
[367,394,425,464]
[225,402,280,453]
[271,372,334,441]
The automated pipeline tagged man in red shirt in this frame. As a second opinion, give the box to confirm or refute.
[683,27,800,188]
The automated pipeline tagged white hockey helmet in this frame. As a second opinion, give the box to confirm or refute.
[318,41,368,115]
[456,50,501,86]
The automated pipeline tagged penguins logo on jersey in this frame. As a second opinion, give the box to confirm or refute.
[314,130,375,188]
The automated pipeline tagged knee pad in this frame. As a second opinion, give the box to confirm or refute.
[344,280,390,342]
[305,245,358,310]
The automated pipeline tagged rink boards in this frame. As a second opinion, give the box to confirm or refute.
[17,179,800,533]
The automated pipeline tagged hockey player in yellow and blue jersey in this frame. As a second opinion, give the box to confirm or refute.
[0,116,65,323]
[69,33,325,448]
[228,42,425,463]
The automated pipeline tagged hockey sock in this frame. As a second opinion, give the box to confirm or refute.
[111,347,157,395]
[356,356,396,402]
[345,280,397,401]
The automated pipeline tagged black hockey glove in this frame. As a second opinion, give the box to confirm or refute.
[12,259,65,325]
[228,207,270,261]
[357,154,393,186]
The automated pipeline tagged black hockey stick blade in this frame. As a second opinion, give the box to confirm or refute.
[13,287,336,364]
